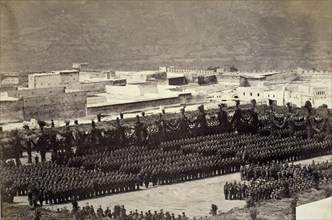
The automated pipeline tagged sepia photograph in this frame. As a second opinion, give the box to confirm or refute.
[0,0,331,219]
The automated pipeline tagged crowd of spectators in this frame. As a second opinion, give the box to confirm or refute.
[71,204,189,220]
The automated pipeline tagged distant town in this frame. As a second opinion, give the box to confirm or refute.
[0,63,331,129]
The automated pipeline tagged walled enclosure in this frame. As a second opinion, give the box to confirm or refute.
[87,97,181,115]
[0,99,24,124]
[23,91,87,120]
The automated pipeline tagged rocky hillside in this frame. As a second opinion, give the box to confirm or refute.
[1,1,331,72]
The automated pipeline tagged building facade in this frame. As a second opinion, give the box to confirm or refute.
[28,70,79,89]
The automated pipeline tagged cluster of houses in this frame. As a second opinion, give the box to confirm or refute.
[0,63,331,125]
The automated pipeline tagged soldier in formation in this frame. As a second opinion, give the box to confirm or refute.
[193,105,208,136]
[239,160,332,202]
[217,104,231,133]
[224,181,248,200]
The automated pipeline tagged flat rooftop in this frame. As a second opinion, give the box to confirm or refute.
[116,70,158,76]
[52,69,79,74]
[0,93,19,101]
[88,84,188,107]
[182,83,237,93]
[87,93,181,107]
[30,72,57,76]
[80,78,126,83]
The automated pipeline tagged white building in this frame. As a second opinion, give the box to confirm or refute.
[264,87,286,106]
[28,70,79,89]
[285,83,330,107]
[234,82,330,108]
[28,73,62,89]
[52,70,80,88]
[236,87,268,104]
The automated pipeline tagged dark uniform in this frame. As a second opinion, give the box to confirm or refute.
[134,116,144,145]
[194,105,208,136]
[231,101,244,133]
[177,108,191,139]
[218,104,230,133]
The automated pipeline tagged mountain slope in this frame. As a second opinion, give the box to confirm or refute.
[0,1,331,72]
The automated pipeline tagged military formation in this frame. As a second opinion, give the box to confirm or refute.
[0,162,139,206]
[0,100,332,208]
[224,160,332,202]
[224,181,248,200]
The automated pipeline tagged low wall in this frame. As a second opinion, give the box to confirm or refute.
[0,99,24,124]
[79,83,107,94]
[79,80,127,95]
[0,86,18,92]
[87,96,108,105]
[87,97,180,115]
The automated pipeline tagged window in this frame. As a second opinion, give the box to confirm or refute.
[250,93,252,96]
[257,93,260,97]
[273,95,275,98]
[268,94,270,97]
[243,92,245,96]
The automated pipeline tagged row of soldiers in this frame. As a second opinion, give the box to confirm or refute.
[0,162,141,206]
[66,132,332,186]
[97,100,331,147]
[34,100,331,153]
[224,181,248,200]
